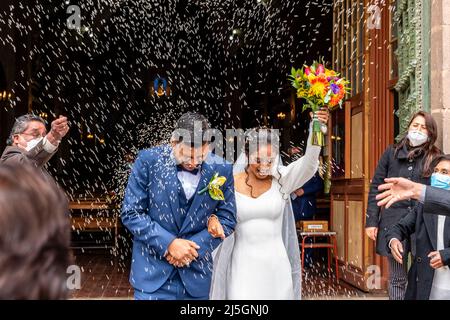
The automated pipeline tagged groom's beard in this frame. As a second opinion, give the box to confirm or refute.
[174,157,202,172]
[180,163,201,171]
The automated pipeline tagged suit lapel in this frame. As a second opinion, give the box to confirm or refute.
[445,216,450,246]
[163,150,182,230]
[180,158,215,233]
[423,210,438,249]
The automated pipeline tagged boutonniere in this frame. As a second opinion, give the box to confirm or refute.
[198,172,227,201]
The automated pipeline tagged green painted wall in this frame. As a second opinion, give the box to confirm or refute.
[394,0,431,140]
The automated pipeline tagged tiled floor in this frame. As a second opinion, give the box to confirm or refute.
[69,250,133,299]
[69,249,387,300]
[301,267,387,300]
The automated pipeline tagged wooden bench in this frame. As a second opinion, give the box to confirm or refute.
[69,200,119,249]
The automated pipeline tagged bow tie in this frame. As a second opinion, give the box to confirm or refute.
[176,165,200,175]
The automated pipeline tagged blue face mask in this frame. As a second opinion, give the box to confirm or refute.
[431,173,450,190]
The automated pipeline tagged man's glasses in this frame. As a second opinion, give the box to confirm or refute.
[19,132,45,140]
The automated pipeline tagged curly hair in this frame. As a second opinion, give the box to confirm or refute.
[0,163,72,299]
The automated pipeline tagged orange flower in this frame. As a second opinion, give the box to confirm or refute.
[329,96,341,107]
[310,77,328,98]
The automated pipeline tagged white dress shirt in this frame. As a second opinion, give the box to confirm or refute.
[42,137,58,153]
[430,215,450,300]
[177,169,201,200]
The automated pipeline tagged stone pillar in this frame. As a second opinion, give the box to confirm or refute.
[430,0,450,153]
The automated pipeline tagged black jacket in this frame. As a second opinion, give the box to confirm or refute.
[366,144,429,256]
[386,202,450,300]
[424,186,450,217]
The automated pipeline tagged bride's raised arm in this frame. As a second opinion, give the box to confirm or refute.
[274,122,322,195]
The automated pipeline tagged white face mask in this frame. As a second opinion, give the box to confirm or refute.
[407,130,428,147]
[25,137,43,151]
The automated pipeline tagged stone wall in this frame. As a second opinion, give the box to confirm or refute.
[431,0,450,153]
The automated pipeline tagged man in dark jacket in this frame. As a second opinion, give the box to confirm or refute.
[291,172,323,268]
[386,203,450,299]
[292,172,324,222]
[384,154,450,299]
[1,114,69,176]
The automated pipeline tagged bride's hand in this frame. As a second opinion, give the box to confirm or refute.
[207,214,225,240]
[315,108,329,124]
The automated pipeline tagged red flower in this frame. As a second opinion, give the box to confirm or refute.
[316,64,325,75]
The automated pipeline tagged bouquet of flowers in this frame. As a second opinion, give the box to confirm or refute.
[289,59,350,146]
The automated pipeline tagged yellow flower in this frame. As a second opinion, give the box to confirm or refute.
[296,87,308,99]
[307,73,317,82]
[198,173,227,201]
[325,69,337,77]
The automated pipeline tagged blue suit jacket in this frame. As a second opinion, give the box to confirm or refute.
[121,145,237,297]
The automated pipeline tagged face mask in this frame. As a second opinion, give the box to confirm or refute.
[431,173,450,190]
[25,137,43,151]
[407,130,428,147]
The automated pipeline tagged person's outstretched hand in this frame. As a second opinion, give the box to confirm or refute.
[46,116,69,145]
[376,177,424,208]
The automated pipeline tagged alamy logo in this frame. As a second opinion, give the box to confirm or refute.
[67,5,81,31]
[66,265,81,290]
[367,5,382,30]
[366,264,381,290]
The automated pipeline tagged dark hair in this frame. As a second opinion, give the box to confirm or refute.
[394,111,441,177]
[0,163,71,299]
[243,127,287,199]
[430,154,450,172]
[7,114,46,145]
[171,112,211,147]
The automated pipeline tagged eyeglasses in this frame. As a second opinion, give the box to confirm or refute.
[248,156,276,165]
[20,132,45,140]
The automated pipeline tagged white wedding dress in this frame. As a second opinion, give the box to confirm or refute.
[228,180,296,299]
[210,127,321,300]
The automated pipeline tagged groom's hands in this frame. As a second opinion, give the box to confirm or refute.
[165,239,200,267]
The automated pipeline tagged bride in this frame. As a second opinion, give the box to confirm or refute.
[207,110,329,300]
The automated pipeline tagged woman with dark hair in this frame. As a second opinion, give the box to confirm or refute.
[209,109,329,300]
[386,154,450,300]
[365,111,441,300]
[0,163,72,299]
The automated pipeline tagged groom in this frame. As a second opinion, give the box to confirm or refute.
[121,112,237,300]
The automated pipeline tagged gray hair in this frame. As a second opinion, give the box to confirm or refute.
[7,114,46,145]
